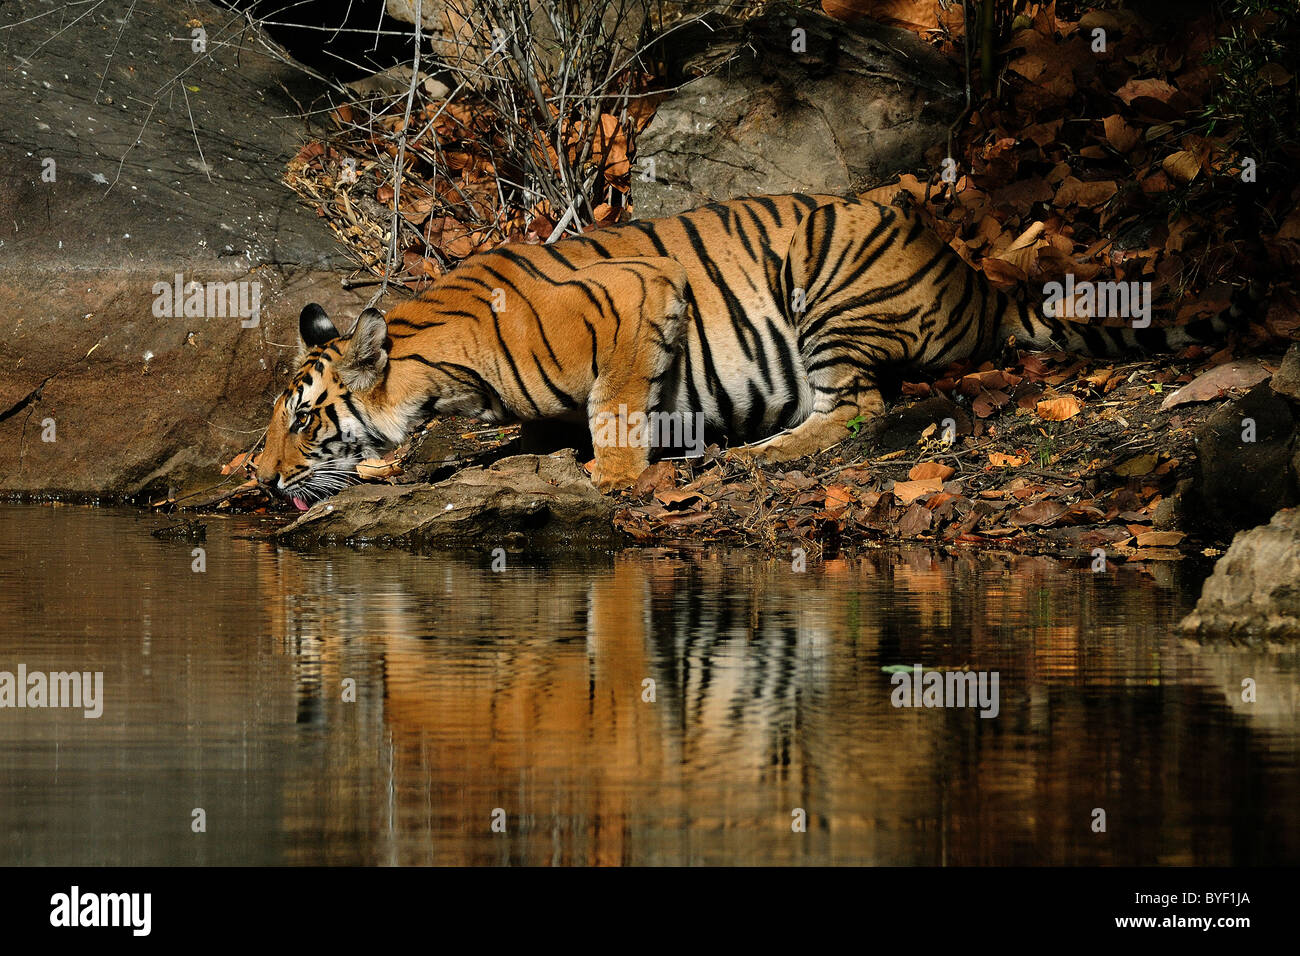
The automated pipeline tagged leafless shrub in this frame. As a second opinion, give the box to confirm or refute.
[284,0,708,298]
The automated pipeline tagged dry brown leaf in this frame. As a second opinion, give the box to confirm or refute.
[1115,452,1159,477]
[1036,395,1083,421]
[856,173,929,206]
[909,461,956,481]
[972,390,1011,418]
[220,452,254,475]
[1162,150,1201,183]
[654,489,705,511]
[982,258,1027,287]
[632,461,677,497]
[892,477,944,505]
[1054,177,1118,208]
[989,452,1028,468]
[820,0,939,31]
[1083,367,1115,389]
[1011,499,1068,527]
[1009,53,1050,82]
[1117,77,1179,104]
[1159,359,1273,409]
[824,484,855,512]
[898,502,934,536]
[1102,114,1142,153]
[1136,531,1186,547]
[356,458,403,480]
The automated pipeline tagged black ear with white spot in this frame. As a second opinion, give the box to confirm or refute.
[339,308,389,392]
[299,303,339,348]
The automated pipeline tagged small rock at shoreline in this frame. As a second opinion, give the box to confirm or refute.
[1182,507,1300,639]
[273,451,619,549]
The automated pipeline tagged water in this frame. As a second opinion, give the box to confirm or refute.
[0,503,1296,865]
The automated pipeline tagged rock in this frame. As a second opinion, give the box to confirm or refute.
[1153,478,1194,530]
[385,0,655,76]
[633,5,961,218]
[1182,507,1300,639]
[0,0,347,274]
[1186,381,1299,537]
[273,452,620,548]
[345,65,450,100]
[1270,342,1300,403]
[0,0,366,499]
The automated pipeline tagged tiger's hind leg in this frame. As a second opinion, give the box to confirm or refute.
[732,200,942,464]
[733,368,886,462]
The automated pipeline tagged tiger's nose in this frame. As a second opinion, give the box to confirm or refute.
[252,452,279,488]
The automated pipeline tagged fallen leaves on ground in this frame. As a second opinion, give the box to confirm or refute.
[849,2,1298,354]
[610,346,1245,559]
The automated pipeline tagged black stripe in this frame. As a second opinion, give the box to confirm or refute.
[530,354,581,410]
[678,217,760,364]
[741,379,765,441]
[627,220,672,258]
[584,319,599,379]
[341,392,386,445]
[490,311,540,415]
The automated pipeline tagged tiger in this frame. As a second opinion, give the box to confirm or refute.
[254,193,1223,506]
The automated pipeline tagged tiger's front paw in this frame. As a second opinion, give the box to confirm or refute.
[586,451,648,492]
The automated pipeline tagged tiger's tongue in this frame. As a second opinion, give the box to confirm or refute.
[291,497,309,512]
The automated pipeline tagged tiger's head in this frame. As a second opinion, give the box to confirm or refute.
[255,303,398,510]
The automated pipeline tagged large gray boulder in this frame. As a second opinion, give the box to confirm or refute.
[273,452,619,548]
[1185,380,1299,537]
[1182,507,1300,639]
[0,0,361,499]
[633,6,962,218]
[1269,342,1300,403]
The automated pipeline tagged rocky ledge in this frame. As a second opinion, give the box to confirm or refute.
[1182,507,1300,639]
[272,452,618,549]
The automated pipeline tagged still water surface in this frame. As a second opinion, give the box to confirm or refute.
[0,503,1296,865]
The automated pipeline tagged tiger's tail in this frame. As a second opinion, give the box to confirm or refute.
[997,296,1232,358]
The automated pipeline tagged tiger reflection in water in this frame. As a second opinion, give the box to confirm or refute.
[258,549,956,864]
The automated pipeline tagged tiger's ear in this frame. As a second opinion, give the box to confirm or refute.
[299,303,339,348]
[339,308,389,392]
